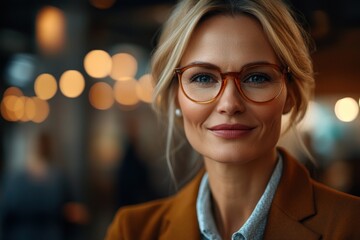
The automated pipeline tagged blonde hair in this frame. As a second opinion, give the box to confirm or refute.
[151,0,315,188]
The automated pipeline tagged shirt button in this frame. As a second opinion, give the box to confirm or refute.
[233,233,244,240]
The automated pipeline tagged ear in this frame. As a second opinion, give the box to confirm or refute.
[283,94,294,114]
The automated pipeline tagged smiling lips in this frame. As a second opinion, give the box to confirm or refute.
[208,124,255,139]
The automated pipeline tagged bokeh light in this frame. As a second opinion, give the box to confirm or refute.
[114,79,139,106]
[84,50,112,78]
[136,74,154,103]
[1,96,16,121]
[59,70,85,98]
[14,96,27,122]
[36,6,65,54]
[24,97,36,121]
[334,97,359,122]
[89,82,114,110]
[1,87,24,121]
[34,73,58,100]
[110,53,138,81]
[1,100,10,121]
[1,93,50,123]
[89,0,116,9]
[5,54,37,87]
[16,97,38,122]
[3,86,23,97]
[31,97,50,123]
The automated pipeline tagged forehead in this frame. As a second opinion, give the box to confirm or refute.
[180,14,279,69]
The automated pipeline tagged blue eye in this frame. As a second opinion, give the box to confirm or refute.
[242,73,272,87]
[245,74,269,83]
[190,74,218,84]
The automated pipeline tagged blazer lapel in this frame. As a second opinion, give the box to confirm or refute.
[263,148,321,240]
[159,169,205,240]
[264,204,320,240]
[158,149,322,240]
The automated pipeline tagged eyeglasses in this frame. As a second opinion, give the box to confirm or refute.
[175,62,288,104]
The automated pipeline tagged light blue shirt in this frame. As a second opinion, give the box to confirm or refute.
[196,155,283,240]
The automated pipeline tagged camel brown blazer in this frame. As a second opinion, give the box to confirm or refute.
[105,148,360,240]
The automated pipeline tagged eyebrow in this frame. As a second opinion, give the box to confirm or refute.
[180,60,278,69]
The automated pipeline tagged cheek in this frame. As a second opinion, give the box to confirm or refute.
[177,89,213,144]
[257,92,288,134]
[178,90,210,128]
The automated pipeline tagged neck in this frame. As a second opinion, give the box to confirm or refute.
[204,151,278,239]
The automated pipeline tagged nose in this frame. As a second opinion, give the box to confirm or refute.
[215,77,246,115]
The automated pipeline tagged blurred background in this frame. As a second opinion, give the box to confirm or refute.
[0,0,359,239]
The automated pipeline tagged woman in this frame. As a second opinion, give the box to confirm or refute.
[106,0,360,239]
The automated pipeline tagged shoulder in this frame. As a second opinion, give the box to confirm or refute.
[105,169,205,240]
[105,196,175,240]
[276,148,360,237]
[306,179,360,238]
[280,147,360,215]
[118,196,175,223]
[312,179,360,215]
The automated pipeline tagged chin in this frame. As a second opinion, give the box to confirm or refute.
[205,151,256,165]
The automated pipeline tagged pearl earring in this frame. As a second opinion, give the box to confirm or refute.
[175,108,182,117]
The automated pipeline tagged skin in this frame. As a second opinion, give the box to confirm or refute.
[177,15,292,239]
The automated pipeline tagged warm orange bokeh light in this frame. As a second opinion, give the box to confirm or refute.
[110,53,138,81]
[36,6,66,54]
[32,97,50,123]
[1,86,50,123]
[114,79,139,106]
[3,86,23,97]
[59,70,85,98]
[84,50,112,78]
[89,0,116,9]
[34,73,58,100]
[1,87,24,121]
[89,82,114,110]
[0,100,9,121]
[1,95,20,121]
[136,74,154,103]
[16,96,29,122]
[24,97,37,120]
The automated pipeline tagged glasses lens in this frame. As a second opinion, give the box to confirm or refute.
[181,65,222,102]
[240,65,283,102]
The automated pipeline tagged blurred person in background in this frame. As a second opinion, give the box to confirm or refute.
[320,153,360,197]
[321,159,353,193]
[0,132,89,240]
[115,117,159,208]
[106,0,360,239]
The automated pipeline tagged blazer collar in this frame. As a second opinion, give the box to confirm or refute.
[263,148,321,240]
